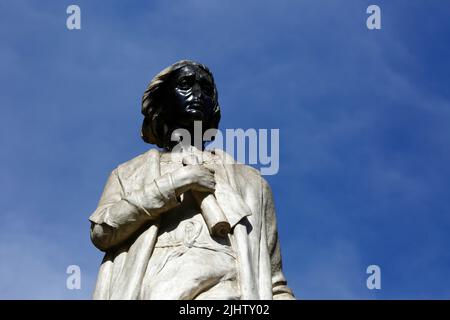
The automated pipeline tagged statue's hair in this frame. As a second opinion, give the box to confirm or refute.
[141,60,221,147]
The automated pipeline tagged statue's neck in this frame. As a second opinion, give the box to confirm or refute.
[163,125,206,152]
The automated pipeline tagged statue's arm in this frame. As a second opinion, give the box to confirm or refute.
[262,178,296,300]
[89,168,180,251]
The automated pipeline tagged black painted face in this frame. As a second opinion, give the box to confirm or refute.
[162,65,216,129]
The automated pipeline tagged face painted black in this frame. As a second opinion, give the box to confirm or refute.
[161,65,216,129]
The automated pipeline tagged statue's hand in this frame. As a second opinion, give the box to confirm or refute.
[171,165,216,195]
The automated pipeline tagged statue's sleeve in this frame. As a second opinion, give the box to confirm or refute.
[89,168,180,251]
[262,178,296,300]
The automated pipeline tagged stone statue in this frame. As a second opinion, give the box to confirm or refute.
[89,60,295,300]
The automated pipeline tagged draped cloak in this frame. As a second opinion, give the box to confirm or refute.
[89,148,294,300]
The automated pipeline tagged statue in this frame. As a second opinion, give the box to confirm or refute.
[89,60,295,300]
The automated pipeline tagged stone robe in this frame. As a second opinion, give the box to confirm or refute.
[89,148,294,300]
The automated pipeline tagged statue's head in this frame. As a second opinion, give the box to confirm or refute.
[141,60,221,149]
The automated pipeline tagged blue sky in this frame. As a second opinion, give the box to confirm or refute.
[1,0,450,299]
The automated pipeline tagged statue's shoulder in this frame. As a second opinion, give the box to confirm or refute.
[233,163,262,179]
[239,164,270,187]
[214,157,266,195]
[212,148,264,184]
[114,148,160,179]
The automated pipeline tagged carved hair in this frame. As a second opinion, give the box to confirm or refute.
[141,60,221,148]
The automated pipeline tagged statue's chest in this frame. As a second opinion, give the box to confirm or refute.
[156,161,234,253]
